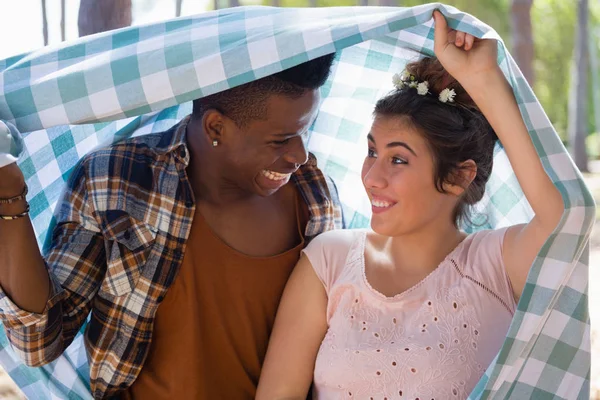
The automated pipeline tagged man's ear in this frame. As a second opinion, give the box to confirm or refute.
[443,159,477,197]
[202,109,226,145]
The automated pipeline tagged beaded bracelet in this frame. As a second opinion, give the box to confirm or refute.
[0,203,30,220]
[0,184,28,205]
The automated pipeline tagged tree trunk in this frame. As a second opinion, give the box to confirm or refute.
[176,0,183,17]
[41,0,48,46]
[591,27,600,158]
[229,0,240,7]
[377,0,396,5]
[358,0,368,6]
[568,0,589,171]
[78,0,132,37]
[60,0,66,41]
[510,0,535,86]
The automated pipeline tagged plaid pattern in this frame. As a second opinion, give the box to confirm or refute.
[0,3,594,399]
[0,116,343,398]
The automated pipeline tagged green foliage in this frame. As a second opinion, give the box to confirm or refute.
[401,0,510,39]
[533,0,600,139]
[531,0,576,139]
[588,132,600,160]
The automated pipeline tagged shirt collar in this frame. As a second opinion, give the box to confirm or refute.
[153,115,191,166]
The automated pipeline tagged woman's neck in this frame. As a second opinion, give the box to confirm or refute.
[385,221,466,275]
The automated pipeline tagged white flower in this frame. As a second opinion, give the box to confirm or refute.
[408,81,418,88]
[392,73,404,89]
[416,81,429,95]
[439,88,456,103]
[401,71,411,81]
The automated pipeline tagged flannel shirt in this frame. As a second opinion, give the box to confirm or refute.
[0,116,344,398]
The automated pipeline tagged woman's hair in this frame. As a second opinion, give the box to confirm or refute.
[374,57,498,226]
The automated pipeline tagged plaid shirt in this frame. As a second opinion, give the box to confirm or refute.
[0,116,344,399]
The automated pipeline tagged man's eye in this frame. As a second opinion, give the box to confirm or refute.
[367,148,377,158]
[272,138,291,145]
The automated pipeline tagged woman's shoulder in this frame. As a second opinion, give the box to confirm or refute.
[308,228,367,251]
[458,227,510,254]
[303,229,367,290]
[453,226,511,274]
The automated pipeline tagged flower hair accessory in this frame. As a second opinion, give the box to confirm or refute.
[392,71,456,104]
[438,88,456,103]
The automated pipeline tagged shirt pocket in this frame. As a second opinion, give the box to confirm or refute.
[100,210,157,297]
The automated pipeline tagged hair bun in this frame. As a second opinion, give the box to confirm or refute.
[405,57,478,110]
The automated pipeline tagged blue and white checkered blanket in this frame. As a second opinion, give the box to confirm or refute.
[0,3,594,399]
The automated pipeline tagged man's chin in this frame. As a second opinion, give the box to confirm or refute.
[255,173,291,195]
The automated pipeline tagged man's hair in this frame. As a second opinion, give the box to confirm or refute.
[192,53,335,127]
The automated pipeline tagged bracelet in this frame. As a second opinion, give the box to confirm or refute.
[0,184,28,204]
[0,203,30,220]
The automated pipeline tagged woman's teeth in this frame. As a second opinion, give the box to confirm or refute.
[372,199,394,208]
[262,170,291,181]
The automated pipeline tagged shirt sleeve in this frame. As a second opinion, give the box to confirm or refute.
[459,227,517,314]
[0,157,106,367]
[302,229,357,294]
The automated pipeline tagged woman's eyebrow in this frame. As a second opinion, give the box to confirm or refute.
[367,133,417,156]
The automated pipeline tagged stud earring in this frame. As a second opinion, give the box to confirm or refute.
[212,140,219,147]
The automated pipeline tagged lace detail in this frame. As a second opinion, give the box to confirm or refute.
[312,231,512,399]
[315,286,484,399]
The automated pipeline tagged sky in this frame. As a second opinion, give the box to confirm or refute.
[0,0,211,60]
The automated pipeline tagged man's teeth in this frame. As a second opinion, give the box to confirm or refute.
[372,199,394,208]
[262,170,291,181]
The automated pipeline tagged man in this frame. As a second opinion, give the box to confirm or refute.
[0,54,343,399]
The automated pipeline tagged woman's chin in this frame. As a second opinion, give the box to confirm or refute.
[370,218,398,237]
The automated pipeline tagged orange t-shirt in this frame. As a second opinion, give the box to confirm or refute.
[124,192,308,399]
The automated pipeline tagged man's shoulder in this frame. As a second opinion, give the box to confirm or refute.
[295,154,336,196]
[78,124,179,177]
[295,155,345,231]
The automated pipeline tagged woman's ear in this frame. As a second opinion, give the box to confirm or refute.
[443,159,477,196]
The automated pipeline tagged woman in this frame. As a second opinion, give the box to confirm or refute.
[256,11,563,400]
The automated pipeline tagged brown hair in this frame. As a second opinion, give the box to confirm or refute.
[374,57,498,226]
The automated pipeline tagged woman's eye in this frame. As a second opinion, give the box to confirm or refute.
[272,138,291,145]
[392,157,407,165]
[367,148,377,158]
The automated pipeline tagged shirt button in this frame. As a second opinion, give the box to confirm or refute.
[180,147,187,158]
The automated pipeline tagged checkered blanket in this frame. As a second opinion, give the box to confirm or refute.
[0,3,594,399]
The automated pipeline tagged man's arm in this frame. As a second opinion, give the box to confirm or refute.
[0,159,106,366]
[0,163,51,313]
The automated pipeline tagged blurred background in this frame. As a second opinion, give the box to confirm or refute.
[0,0,599,398]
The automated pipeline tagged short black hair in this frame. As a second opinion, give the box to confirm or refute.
[192,53,335,127]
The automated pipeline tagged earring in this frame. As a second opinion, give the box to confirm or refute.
[212,140,219,147]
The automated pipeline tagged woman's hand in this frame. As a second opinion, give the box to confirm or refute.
[432,10,501,90]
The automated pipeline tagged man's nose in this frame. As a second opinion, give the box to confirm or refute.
[283,136,309,167]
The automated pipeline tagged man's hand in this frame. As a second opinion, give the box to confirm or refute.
[0,163,26,198]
